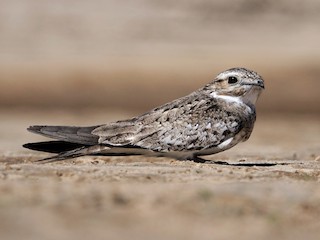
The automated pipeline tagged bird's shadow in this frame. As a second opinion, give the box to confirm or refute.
[192,157,291,167]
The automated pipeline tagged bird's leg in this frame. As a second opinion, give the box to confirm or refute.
[190,156,230,165]
[190,155,232,165]
[189,155,207,163]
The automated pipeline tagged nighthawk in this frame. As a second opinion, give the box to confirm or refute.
[24,67,265,163]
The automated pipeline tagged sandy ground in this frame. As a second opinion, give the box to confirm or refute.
[0,110,319,240]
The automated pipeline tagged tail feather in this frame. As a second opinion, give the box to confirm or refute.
[23,141,88,153]
[27,125,100,145]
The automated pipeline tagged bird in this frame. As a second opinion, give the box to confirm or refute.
[23,67,265,163]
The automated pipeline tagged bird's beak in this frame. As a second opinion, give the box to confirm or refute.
[242,79,265,89]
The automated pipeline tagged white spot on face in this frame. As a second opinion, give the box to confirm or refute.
[217,138,233,149]
[206,123,211,129]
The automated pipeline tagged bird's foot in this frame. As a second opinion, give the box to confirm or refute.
[187,156,207,163]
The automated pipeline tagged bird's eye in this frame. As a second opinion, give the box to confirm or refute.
[228,76,238,84]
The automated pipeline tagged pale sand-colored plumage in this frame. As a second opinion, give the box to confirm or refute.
[24,68,264,163]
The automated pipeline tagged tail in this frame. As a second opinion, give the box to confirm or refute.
[24,124,144,162]
[24,125,102,162]
[27,125,100,145]
[23,141,89,153]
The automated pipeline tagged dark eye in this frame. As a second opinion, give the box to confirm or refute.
[228,76,238,84]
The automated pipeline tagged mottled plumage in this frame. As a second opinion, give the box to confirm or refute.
[24,67,264,163]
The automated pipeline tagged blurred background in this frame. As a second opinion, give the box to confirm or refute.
[0,0,319,115]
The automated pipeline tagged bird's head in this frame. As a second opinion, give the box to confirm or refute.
[207,68,265,105]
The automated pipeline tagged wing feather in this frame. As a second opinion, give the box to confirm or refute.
[27,125,100,145]
[92,92,249,152]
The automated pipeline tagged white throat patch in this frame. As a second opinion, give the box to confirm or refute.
[210,92,242,104]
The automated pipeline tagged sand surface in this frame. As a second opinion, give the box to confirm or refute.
[0,110,319,240]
